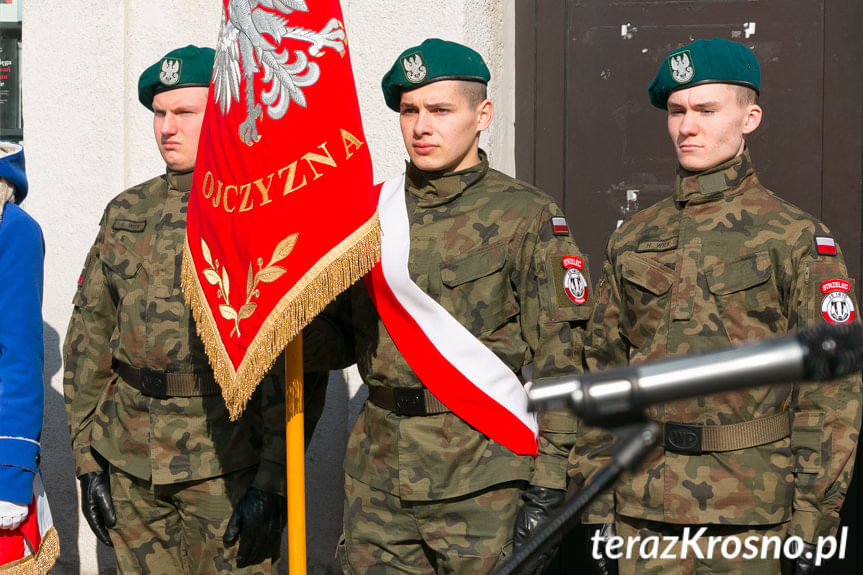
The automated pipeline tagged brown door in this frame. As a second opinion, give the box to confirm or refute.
[516,1,863,573]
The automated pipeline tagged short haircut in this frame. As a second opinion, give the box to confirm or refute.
[734,85,758,107]
[460,80,488,108]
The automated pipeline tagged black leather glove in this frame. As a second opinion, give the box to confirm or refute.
[79,471,116,547]
[780,539,819,575]
[586,523,619,575]
[223,487,287,568]
[512,486,566,574]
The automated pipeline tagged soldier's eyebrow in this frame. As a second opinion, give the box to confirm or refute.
[667,99,722,111]
[425,100,455,109]
[691,100,721,109]
[171,104,205,114]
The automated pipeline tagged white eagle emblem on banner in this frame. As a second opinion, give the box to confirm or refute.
[160,58,181,86]
[669,50,694,84]
[213,0,347,144]
[402,53,427,83]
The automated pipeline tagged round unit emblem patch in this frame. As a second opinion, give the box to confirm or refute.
[562,256,587,305]
[821,279,855,325]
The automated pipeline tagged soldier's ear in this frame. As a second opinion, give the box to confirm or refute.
[742,103,762,135]
[476,99,493,133]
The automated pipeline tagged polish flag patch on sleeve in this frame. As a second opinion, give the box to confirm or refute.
[816,236,837,256]
[551,216,569,235]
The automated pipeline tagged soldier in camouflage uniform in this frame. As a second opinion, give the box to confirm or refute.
[62,45,305,574]
[303,39,592,573]
[570,38,862,575]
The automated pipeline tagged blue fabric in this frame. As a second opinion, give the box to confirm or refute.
[0,202,44,504]
[0,437,38,470]
[0,466,32,506]
[0,144,27,203]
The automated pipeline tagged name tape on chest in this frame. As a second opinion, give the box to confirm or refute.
[112,219,147,233]
[637,237,678,252]
[821,278,855,324]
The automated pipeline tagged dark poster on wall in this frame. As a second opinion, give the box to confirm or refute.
[0,29,21,140]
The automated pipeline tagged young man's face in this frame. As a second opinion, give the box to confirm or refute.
[152,86,209,172]
[666,83,761,172]
[399,80,492,173]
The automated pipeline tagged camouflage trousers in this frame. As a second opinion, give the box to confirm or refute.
[107,465,278,575]
[337,474,523,574]
[612,516,787,575]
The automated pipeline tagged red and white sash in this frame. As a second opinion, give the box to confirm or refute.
[364,174,538,456]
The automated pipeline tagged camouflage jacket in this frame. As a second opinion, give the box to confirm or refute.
[571,150,862,542]
[63,170,286,493]
[305,155,592,501]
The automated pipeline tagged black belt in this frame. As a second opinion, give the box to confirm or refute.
[367,386,450,416]
[117,362,221,399]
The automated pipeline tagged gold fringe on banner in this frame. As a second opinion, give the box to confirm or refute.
[0,527,60,575]
[182,213,381,419]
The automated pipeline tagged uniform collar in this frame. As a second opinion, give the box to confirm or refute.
[674,148,754,204]
[405,149,489,208]
[166,168,194,193]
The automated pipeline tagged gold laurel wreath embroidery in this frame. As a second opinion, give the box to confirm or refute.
[199,234,298,337]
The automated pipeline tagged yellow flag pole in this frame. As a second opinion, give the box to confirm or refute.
[285,334,306,573]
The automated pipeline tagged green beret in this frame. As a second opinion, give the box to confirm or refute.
[138,45,215,110]
[381,38,490,111]
[648,37,760,109]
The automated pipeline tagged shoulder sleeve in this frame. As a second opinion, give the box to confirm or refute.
[521,205,593,490]
[62,209,117,477]
[252,354,287,496]
[787,229,862,542]
[585,232,629,372]
[302,287,356,371]
[569,231,627,522]
[0,206,44,503]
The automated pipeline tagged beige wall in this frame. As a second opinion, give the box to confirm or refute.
[22,2,514,572]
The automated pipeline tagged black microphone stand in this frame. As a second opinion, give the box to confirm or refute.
[493,418,661,575]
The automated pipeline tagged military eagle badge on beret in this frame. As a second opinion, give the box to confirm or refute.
[669,50,694,84]
[402,53,428,84]
[160,58,181,86]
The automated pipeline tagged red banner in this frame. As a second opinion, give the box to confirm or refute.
[182,0,379,417]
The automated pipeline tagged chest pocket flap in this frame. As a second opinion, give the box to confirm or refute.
[439,243,514,330]
[441,243,506,286]
[100,230,143,279]
[620,252,674,296]
[706,251,771,295]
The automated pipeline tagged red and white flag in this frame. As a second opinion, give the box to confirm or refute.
[182,0,379,416]
[815,236,837,256]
